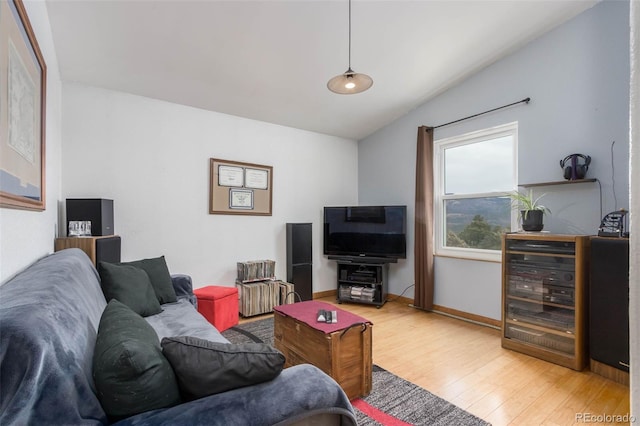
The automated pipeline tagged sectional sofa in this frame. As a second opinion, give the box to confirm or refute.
[0,248,356,425]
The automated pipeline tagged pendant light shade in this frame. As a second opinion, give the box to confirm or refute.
[327,0,372,94]
[327,68,373,94]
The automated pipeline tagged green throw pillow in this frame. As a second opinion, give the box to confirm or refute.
[97,261,162,317]
[93,300,181,420]
[122,256,177,304]
[161,336,285,400]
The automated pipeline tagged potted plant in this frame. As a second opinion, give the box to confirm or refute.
[509,190,550,232]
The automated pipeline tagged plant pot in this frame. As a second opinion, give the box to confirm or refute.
[521,210,544,232]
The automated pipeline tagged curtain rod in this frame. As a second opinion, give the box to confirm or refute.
[431,97,531,129]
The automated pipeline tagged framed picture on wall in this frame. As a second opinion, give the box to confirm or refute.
[209,158,272,215]
[0,0,47,211]
[218,165,244,187]
[229,188,254,209]
[244,168,268,190]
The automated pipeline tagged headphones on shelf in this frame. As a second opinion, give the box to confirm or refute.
[559,153,591,180]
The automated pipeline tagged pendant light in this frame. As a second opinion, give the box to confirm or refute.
[327,0,373,94]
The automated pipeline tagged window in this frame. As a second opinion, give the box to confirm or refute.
[434,122,517,261]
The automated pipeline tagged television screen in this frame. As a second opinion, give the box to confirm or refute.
[323,205,407,259]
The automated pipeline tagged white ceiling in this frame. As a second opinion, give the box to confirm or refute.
[46,0,598,140]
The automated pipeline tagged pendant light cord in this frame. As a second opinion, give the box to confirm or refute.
[327,0,372,93]
[348,0,352,70]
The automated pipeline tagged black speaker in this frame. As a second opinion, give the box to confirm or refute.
[560,153,591,180]
[96,236,121,264]
[66,198,114,236]
[286,223,312,301]
[589,237,629,372]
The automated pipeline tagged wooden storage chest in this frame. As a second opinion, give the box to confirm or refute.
[273,301,372,400]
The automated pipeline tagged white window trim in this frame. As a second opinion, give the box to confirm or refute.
[433,122,519,262]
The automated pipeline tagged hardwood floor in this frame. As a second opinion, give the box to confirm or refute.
[313,297,631,426]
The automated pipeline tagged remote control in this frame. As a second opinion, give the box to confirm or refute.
[316,309,326,322]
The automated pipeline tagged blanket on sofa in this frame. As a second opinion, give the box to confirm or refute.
[0,249,357,426]
[0,249,107,424]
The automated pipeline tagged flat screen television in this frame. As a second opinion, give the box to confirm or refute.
[323,205,407,260]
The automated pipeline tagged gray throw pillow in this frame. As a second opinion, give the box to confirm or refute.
[93,300,181,420]
[121,256,177,304]
[98,261,162,317]
[161,336,285,400]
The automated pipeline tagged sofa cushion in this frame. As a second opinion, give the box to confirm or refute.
[161,336,285,400]
[122,256,177,304]
[98,261,162,317]
[93,300,181,419]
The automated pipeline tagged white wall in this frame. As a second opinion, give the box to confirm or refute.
[358,0,630,320]
[61,84,358,291]
[0,1,62,283]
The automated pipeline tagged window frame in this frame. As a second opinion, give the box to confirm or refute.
[433,122,518,262]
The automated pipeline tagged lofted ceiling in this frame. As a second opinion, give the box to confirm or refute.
[46,0,598,140]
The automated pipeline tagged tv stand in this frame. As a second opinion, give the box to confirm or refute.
[334,260,388,308]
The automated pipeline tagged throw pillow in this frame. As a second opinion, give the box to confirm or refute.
[97,261,162,317]
[93,300,181,420]
[161,336,285,400]
[121,256,177,304]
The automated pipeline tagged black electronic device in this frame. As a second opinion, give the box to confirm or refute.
[348,267,378,283]
[590,237,629,372]
[559,153,591,180]
[323,205,407,260]
[598,209,628,237]
[95,236,122,263]
[316,309,337,324]
[66,198,114,236]
[286,223,312,301]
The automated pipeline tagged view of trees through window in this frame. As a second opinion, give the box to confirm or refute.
[444,193,512,251]
[435,122,517,258]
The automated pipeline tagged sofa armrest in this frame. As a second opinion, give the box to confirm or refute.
[171,274,197,308]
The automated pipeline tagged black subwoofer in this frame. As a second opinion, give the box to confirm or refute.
[66,198,114,236]
[589,237,629,372]
[96,236,122,264]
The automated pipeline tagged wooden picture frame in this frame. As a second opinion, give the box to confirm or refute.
[209,158,272,215]
[0,0,47,211]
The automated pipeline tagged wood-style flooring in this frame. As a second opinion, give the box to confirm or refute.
[262,297,630,426]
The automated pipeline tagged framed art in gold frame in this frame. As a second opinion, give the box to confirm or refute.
[209,158,272,216]
[0,0,47,211]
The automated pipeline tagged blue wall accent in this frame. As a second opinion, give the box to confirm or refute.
[358,0,630,320]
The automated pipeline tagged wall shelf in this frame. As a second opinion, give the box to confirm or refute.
[519,178,597,188]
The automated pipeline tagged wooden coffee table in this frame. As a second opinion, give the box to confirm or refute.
[273,300,372,400]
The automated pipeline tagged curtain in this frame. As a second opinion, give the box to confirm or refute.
[414,126,435,310]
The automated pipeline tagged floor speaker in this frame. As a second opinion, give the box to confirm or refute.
[96,236,122,264]
[286,223,312,301]
[66,198,114,236]
[589,237,629,372]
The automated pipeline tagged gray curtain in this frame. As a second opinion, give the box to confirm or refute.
[414,126,435,310]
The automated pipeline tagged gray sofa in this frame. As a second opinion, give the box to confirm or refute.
[0,249,357,425]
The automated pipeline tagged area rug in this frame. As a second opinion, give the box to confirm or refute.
[222,317,490,426]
